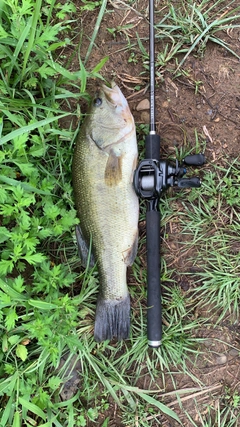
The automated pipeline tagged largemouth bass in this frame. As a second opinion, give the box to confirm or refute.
[72,82,139,342]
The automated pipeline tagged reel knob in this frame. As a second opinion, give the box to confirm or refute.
[183,153,205,166]
[177,177,201,188]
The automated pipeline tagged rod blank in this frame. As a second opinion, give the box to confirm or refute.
[149,0,156,134]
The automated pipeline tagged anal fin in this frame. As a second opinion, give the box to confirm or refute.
[75,224,95,268]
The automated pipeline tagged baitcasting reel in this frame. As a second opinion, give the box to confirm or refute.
[134,152,205,200]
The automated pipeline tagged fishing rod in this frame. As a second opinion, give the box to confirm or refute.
[134,0,205,347]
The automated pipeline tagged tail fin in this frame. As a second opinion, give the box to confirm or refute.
[94,295,130,342]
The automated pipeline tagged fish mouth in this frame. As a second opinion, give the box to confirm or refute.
[102,82,128,108]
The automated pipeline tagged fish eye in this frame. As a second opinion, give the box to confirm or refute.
[94,97,102,107]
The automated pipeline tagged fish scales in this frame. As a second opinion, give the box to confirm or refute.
[72,83,139,342]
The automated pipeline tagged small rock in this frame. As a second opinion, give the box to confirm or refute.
[136,99,150,111]
[203,338,213,348]
[57,354,82,401]
[229,349,239,357]
[216,353,227,365]
[140,111,150,124]
[162,101,169,108]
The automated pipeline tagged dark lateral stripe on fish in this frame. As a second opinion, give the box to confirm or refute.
[94,295,130,342]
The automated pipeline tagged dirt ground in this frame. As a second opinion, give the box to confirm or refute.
[64,1,240,425]
[73,0,240,160]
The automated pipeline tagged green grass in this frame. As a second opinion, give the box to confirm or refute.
[174,160,240,320]
[184,391,240,426]
[154,0,240,70]
[0,0,240,426]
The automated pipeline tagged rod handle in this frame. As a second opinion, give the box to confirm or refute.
[146,209,162,347]
[145,134,160,160]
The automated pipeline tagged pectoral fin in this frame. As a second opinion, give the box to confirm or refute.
[104,151,122,186]
[75,225,95,268]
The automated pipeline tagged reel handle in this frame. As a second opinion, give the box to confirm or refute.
[183,153,205,166]
[178,177,201,188]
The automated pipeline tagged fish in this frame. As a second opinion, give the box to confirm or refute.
[72,82,139,342]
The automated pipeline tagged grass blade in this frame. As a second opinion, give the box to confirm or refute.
[0,113,69,145]
[0,175,51,195]
[0,394,15,427]
[84,0,108,65]
[8,20,31,82]
[138,392,182,424]
[21,0,42,82]
[12,411,21,427]
[19,397,46,421]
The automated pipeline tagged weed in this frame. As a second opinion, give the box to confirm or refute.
[0,0,108,425]
[107,24,134,39]
[154,0,240,70]
[184,395,240,426]
[80,1,102,12]
[128,51,139,64]
[175,160,240,320]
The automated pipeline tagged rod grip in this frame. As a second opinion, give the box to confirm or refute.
[146,209,162,347]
